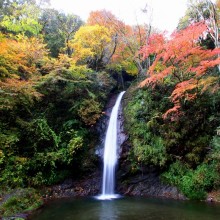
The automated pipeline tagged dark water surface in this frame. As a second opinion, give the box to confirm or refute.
[30,196,220,220]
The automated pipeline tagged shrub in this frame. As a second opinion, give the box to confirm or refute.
[0,188,42,217]
[161,161,218,200]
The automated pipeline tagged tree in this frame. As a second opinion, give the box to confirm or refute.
[0,33,48,110]
[0,0,42,36]
[111,24,150,75]
[87,9,152,75]
[40,9,65,57]
[40,9,83,57]
[0,33,48,77]
[87,9,123,33]
[140,22,220,119]
[87,10,122,70]
[178,0,220,70]
[70,24,112,70]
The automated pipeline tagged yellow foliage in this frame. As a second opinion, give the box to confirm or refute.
[0,34,48,78]
[71,25,111,62]
[0,34,47,109]
[121,60,138,75]
[78,99,102,125]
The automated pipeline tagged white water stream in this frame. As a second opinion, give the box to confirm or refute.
[97,91,125,200]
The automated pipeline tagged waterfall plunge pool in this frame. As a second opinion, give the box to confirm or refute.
[30,196,220,220]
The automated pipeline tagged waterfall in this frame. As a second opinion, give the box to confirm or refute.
[97,91,125,200]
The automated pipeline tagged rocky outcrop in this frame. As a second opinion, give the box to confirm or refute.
[117,171,186,200]
[42,170,102,199]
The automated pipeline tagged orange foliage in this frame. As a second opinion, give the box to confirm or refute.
[87,10,150,74]
[0,78,42,109]
[140,33,166,59]
[162,104,182,121]
[0,78,41,96]
[171,79,198,102]
[87,10,124,34]
[0,34,47,109]
[0,34,48,79]
[140,22,220,119]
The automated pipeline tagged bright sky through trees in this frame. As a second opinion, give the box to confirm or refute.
[50,0,188,33]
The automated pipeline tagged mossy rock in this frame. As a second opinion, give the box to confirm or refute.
[0,188,43,218]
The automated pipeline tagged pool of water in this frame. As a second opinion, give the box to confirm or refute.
[30,196,220,220]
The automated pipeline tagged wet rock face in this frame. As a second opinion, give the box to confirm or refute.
[116,140,186,200]
[43,170,102,199]
[117,99,127,154]
[116,171,186,200]
[94,94,117,158]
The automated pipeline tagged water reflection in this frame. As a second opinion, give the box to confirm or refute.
[99,201,119,220]
[30,197,220,220]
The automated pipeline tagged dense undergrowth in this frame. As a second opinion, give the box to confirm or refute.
[123,80,220,200]
[0,68,116,189]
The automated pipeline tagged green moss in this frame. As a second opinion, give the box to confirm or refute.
[0,188,43,217]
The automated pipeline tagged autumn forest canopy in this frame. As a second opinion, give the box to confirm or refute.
[0,0,220,215]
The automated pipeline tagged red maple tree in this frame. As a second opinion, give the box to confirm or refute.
[139,22,220,119]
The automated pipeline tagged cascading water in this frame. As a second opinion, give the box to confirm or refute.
[97,91,125,200]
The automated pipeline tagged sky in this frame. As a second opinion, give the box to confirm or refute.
[50,0,188,33]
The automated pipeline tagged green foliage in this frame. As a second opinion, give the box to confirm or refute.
[0,54,116,189]
[161,161,219,200]
[124,85,169,167]
[0,128,20,150]
[0,2,42,36]
[0,188,42,217]
[78,99,102,126]
[124,78,220,199]
[0,156,28,188]
[133,136,166,166]
[0,149,4,165]
[210,136,220,161]
[208,135,220,187]
[161,133,220,199]
[0,66,9,78]
[19,118,60,152]
[40,9,83,57]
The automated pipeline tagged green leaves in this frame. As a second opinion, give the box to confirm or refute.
[0,188,42,217]
[124,86,168,167]
[78,99,102,126]
[162,161,218,200]
[133,136,166,166]
[40,9,83,57]
[124,79,220,199]
[0,2,42,36]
